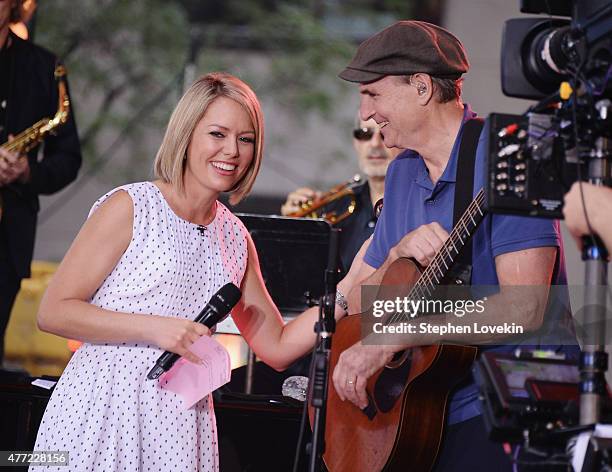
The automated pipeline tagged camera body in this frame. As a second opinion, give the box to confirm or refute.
[501,0,612,100]
[487,112,579,218]
[487,0,612,219]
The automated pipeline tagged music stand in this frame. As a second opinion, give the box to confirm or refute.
[215,214,332,392]
[240,214,332,313]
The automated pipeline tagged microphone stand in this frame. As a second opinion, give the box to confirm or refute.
[308,228,340,472]
[579,141,610,426]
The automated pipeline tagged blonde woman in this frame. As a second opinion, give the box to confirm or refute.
[31,73,348,471]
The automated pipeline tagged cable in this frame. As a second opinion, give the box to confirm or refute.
[581,3,612,32]
[513,444,520,472]
[569,48,612,356]
[571,61,600,252]
[592,64,612,97]
[510,444,571,469]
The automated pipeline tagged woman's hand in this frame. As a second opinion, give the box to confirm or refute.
[147,316,211,364]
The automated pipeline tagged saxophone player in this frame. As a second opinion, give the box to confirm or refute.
[0,0,82,364]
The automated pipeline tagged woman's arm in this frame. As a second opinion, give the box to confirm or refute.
[231,233,347,371]
[37,190,208,364]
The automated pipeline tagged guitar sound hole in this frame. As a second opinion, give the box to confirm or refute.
[373,350,413,413]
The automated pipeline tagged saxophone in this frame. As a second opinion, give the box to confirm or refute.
[0,64,71,221]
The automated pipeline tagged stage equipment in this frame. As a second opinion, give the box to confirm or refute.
[490,0,612,432]
[282,375,309,402]
[306,228,340,472]
[0,370,55,454]
[213,388,308,472]
[486,111,580,219]
[0,368,308,472]
[473,350,585,442]
[473,350,600,469]
[235,214,332,314]
[225,215,334,471]
[492,0,611,217]
[218,214,331,395]
[501,1,611,100]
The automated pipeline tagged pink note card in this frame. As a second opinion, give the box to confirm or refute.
[158,335,231,409]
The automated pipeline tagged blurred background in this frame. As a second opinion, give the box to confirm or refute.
[32,0,543,262]
[5,0,590,376]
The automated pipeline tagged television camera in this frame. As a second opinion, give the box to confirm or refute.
[487,0,612,218]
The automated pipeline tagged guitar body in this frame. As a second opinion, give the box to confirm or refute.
[312,258,477,472]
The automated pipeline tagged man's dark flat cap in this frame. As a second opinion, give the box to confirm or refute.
[339,20,469,83]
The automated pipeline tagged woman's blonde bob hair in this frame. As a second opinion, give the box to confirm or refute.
[154,72,264,205]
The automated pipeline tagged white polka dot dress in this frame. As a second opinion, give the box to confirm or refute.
[31,181,248,472]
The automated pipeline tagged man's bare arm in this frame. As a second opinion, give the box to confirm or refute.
[334,245,557,408]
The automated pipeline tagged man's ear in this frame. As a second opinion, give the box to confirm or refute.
[412,73,433,105]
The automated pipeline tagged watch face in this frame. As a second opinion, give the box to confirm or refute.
[374,198,384,220]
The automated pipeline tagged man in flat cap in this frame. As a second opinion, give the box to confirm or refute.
[332,21,577,471]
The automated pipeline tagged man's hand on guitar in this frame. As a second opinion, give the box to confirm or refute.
[332,341,395,409]
[389,222,449,267]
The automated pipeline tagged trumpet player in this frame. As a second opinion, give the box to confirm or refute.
[0,0,81,364]
[280,117,401,272]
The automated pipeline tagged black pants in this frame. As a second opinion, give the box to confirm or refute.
[433,415,513,472]
[0,242,22,365]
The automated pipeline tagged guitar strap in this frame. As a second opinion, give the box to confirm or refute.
[451,117,484,284]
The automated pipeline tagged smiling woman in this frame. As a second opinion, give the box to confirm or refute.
[154,73,264,209]
[30,72,349,472]
[182,97,256,208]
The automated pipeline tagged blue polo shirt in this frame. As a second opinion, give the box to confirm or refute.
[364,105,576,424]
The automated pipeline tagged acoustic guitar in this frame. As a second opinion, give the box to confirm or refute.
[310,188,487,472]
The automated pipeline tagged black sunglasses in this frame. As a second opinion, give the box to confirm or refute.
[352,127,376,141]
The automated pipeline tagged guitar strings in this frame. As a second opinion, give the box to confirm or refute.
[384,189,486,327]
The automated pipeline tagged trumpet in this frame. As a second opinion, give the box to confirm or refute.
[288,174,362,224]
[0,64,70,221]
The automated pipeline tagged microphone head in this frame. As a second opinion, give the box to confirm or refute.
[282,375,309,402]
[214,283,242,311]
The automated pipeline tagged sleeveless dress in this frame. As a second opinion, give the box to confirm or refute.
[31,181,248,471]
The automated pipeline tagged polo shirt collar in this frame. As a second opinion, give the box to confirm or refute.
[400,104,477,191]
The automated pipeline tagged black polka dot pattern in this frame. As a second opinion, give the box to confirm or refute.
[30,181,248,471]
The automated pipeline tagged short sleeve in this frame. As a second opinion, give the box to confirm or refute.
[490,214,560,258]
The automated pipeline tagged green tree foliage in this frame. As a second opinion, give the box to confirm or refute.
[34,0,421,185]
[35,0,188,180]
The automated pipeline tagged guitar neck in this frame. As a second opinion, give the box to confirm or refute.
[411,188,486,300]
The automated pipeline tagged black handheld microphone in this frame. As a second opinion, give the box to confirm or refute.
[146,282,242,380]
